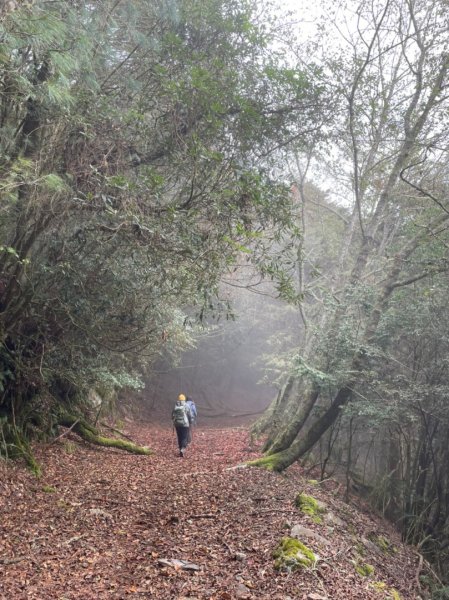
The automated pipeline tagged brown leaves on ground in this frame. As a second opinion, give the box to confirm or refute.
[0,423,420,599]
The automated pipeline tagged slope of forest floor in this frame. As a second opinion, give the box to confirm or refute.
[0,422,423,599]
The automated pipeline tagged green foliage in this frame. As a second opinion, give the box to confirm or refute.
[0,0,324,448]
[38,174,69,193]
[419,576,449,599]
[0,418,41,476]
[63,441,77,455]
[292,356,336,386]
[432,587,449,600]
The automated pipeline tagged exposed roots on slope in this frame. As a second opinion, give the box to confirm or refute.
[58,414,152,455]
[246,453,285,472]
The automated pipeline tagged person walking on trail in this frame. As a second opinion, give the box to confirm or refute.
[172,393,191,457]
[185,396,197,445]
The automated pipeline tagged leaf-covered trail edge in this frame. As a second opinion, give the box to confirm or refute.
[0,423,420,599]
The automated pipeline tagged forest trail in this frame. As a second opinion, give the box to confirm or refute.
[0,423,420,599]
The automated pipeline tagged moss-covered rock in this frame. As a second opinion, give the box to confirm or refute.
[372,582,387,592]
[273,537,316,571]
[371,581,402,599]
[368,533,397,554]
[355,562,375,577]
[295,493,326,523]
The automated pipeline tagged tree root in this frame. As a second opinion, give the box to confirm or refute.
[58,414,152,455]
[246,453,284,472]
[246,443,302,472]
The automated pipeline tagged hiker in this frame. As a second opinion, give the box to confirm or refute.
[186,396,197,425]
[172,393,192,457]
[186,396,197,444]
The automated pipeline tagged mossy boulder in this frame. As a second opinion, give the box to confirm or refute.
[323,511,345,527]
[273,537,316,571]
[291,524,329,546]
[295,493,326,523]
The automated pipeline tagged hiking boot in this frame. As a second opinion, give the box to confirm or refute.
[179,449,184,457]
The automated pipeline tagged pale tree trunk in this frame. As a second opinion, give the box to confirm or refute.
[261,151,331,454]
[263,378,318,453]
[264,381,319,454]
[250,385,283,439]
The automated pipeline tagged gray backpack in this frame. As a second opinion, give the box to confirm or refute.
[172,401,189,427]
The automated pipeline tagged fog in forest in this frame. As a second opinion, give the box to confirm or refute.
[146,281,301,422]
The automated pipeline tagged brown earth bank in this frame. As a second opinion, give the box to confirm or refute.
[0,422,422,599]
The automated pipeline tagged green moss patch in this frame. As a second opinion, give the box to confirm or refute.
[42,485,56,493]
[355,562,375,577]
[295,493,326,523]
[273,537,316,571]
[371,582,402,599]
[63,441,77,454]
[246,454,279,471]
[58,414,152,455]
[368,533,397,554]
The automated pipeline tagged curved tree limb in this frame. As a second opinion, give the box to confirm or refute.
[58,414,152,455]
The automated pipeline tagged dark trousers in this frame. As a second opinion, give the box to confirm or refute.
[175,426,189,450]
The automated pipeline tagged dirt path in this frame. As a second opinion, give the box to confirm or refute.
[0,423,419,599]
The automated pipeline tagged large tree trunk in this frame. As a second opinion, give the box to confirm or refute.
[249,383,354,471]
[250,385,284,439]
[264,382,320,454]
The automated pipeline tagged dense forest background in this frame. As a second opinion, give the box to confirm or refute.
[1,0,449,584]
